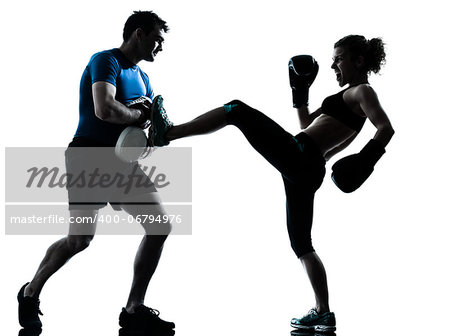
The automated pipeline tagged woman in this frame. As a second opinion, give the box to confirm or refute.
[160,35,394,332]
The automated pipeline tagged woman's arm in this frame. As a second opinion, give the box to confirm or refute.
[297,106,322,129]
[357,85,395,146]
[331,85,395,193]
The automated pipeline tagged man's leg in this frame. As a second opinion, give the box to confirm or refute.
[24,209,97,298]
[18,210,97,328]
[117,192,174,331]
[119,192,170,311]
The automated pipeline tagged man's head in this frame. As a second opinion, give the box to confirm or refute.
[123,11,169,42]
[122,11,169,62]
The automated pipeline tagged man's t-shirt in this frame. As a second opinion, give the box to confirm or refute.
[74,48,154,146]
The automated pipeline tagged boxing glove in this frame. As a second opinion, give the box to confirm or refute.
[331,139,385,193]
[288,55,319,107]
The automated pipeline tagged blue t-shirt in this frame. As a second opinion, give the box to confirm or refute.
[74,48,154,145]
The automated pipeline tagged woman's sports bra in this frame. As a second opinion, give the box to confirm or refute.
[321,87,366,132]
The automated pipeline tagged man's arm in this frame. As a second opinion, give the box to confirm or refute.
[92,81,145,125]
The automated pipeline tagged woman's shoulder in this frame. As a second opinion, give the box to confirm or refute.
[347,83,378,103]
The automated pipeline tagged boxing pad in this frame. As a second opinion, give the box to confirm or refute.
[127,96,153,129]
[288,55,319,107]
[331,139,385,193]
[115,126,155,163]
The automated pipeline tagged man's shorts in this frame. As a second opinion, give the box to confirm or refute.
[65,137,157,211]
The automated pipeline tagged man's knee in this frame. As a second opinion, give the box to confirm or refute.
[143,220,172,237]
[66,235,94,253]
[119,193,173,236]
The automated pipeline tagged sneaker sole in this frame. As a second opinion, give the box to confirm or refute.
[290,322,314,330]
[290,330,316,336]
[19,328,43,336]
[315,325,336,332]
[119,327,175,336]
[291,323,336,332]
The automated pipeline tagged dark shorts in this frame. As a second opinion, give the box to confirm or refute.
[65,137,157,211]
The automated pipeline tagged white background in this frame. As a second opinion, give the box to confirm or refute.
[1,0,449,335]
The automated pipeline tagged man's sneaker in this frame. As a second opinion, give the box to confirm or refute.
[291,308,336,332]
[119,327,175,336]
[17,283,43,329]
[19,328,43,336]
[119,305,175,332]
[151,95,173,147]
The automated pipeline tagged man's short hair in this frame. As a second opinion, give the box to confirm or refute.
[123,11,169,42]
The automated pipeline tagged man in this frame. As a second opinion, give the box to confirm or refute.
[17,11,175,334]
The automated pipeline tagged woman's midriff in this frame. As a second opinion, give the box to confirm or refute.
[302,114,357,157]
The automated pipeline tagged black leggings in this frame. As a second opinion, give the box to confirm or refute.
[225,100,326,257]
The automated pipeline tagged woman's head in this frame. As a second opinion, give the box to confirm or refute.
[334,35,386,74]
[331,35,386,87]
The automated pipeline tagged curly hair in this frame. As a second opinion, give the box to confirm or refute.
[123,11,169,42]
[334,35,386,74]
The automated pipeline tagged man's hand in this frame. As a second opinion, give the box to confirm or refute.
[127,96,153,129]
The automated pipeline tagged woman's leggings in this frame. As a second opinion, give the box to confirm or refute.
[224,100,326,258]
